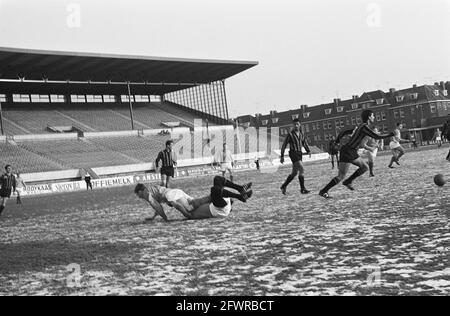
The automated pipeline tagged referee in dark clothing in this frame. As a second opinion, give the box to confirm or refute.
[156,140,177,188]
[280,119,312,195]
[0,165,17,217]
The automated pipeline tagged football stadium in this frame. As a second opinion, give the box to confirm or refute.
[0,46,449,296]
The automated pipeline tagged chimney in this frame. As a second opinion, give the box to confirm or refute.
[352,95,358,100]
[440,81,445,90]
[412,84,417,89]
[389,88,396,97]
[333,98,340,106]
[434,82,439,87]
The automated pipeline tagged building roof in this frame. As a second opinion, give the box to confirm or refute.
[0,47,258,94]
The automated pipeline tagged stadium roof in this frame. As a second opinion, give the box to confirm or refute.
[0,47,258,94]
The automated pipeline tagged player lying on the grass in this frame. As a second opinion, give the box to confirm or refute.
[134,176,252,221]
[319,110,394,199]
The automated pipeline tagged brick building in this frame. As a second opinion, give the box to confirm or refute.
[237,81,450,151]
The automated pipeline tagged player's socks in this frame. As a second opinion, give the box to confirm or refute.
[320,177,340,195]
[281,174,295,190]
[242,182,252,192]
[368,162,375,176]
[298,176,310,194]
[388,157,396,168]
[0,205,4,216]
[280,186,287,195]
[223,179,245,192]
[222,189,247,202]
[343,168,365,188]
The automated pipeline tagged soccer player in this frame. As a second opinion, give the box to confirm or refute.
[0,165,17,217]
[359,127,381,177]
[319,110,394,198]
[433,128,443,148]
[15,173,27,205]
[280,118,311,195]
[134,176,252,221]
[219,143,235,181]
[328,136,339,170]
[443,116,450,161]
[84,171,93,191]
[388,123,408,169]
[155,140,177,188]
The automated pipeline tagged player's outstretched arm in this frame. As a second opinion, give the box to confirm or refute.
[147,199,170,222]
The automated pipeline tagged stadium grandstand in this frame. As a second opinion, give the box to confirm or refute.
[0,47,260,183]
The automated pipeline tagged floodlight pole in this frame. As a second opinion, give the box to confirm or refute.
[0,101,4,136]
[127,82,135,130]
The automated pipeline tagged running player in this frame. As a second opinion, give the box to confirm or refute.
[359,127,381,177]
[319,110,394,198]
[0,165,17,217]
[219,143,235,181]
[134,176,252,221]
[280,118,312,195]
[388,123,408,169]
[15,173,27,205]
[155,140,177,188]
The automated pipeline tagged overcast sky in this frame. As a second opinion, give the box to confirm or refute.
[0,0,449,117]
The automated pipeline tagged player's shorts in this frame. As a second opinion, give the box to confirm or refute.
[209,198,232,218]
[289,150,303,163]
[389,141,401,150]
[339,145,359,163]
[165,189,193,204]
[220,162,233,172]
[160,166,175,178]
[436,137,442,142]
[16,187,24,195]
[0,188,12,198]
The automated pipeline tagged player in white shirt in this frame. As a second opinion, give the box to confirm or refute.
[134,176,252,221]
[388,123,409,168]
[15,173,27,205]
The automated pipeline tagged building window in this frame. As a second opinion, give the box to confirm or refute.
[71,95,87,103]
[134,95,150,102]
[376,98,383,105]
[323,121,328,130]
[430,104,437,113]
[328,121,332,129]
[351,103,358,110]
[337,106,344,112]
[0,94,6,102]
[292,114,299,120]
[86,95,103,103]
[31,94,50,103]
[411,93,418,100]
[261,120,268,126]
[150,95,161,102]
[103,95,116,103]
[400,109,405,118]
[13,94,31,103]
[394,111,399,119]
[121,95,134,102]
[325,109,332,115]
[434,90,439,96]
[304,124,310,133]
[335,121,340,129]
[346,118,350,126]
[444,90,448,96]
[412,120,417,128]
[303,112,310,119]
[356,117,362,124]
[340,120,345,128]
[396,96,404,102]
[272,118,279,124]
[50,95,66,103]
[381,111,386,120]
[411,107,415,115]
[351,117,356,125]
[376,112,381,122]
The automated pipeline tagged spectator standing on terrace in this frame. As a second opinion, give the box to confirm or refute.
[0,165,17,217]
[15,173,27,205]
[156,140,177,188]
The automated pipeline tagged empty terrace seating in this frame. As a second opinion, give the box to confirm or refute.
[2,109,86,135]
[88,135,171,162]
[17,139,141,169]
[0,142,66,173]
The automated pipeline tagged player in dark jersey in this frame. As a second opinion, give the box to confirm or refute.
[319,110,394,198]
[0,165,17,217]
[442,116,450,161]
[155,140,177,188]
[280,119,312,195]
